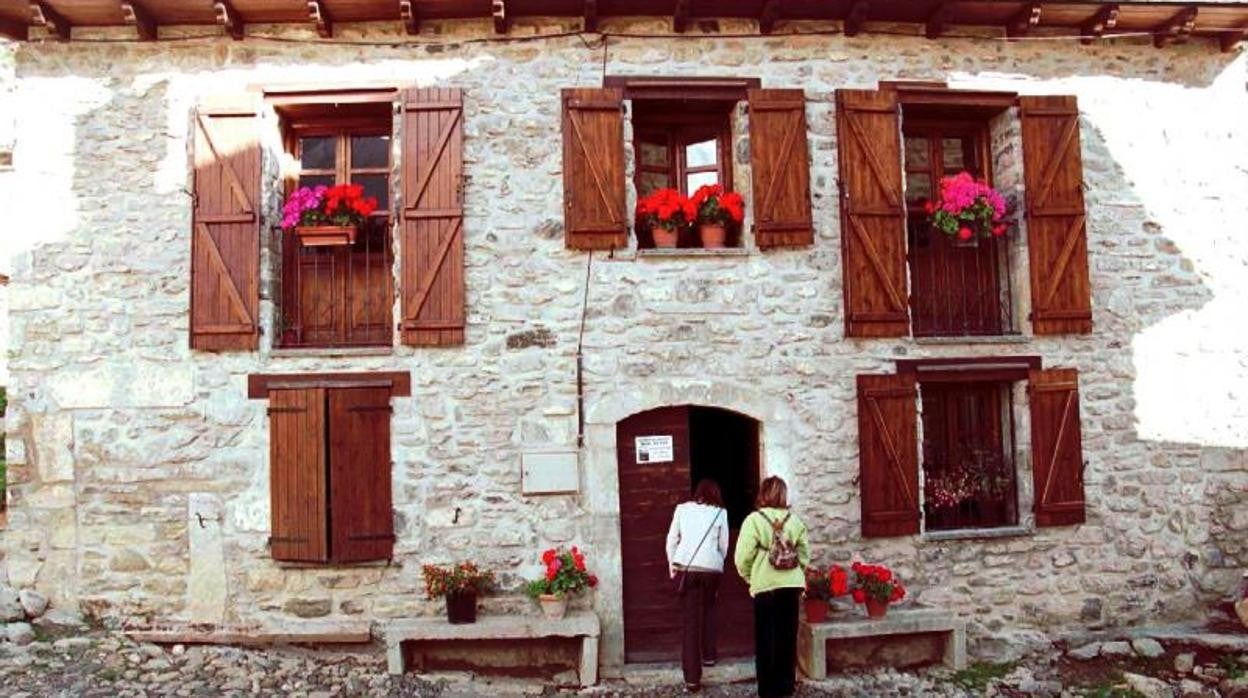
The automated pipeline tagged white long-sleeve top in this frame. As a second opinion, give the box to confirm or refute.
[665,502,730,574]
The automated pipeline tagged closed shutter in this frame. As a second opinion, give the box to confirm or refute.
[1028,367,1087,526]
[857,373,919,537]
[747,89,813,249]
[1020,96,1093,335]
[190,98,261,351]
[401,87,465,346]
[562,88,627,250]
[268,388,328,562]
[836,89,908,338]
[329,387,394,562]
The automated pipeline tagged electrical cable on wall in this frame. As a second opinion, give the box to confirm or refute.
[576,250,593,450]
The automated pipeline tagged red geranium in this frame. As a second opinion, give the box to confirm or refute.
[849,561,906,605]
[281,182,379,231]
[636,188,696,230]
[527,545,596,600]
[690,184,746,227]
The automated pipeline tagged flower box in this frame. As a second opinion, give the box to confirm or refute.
[294,224,358,247]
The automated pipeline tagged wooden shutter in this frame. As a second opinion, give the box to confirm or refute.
[1020,96,1093,335]
[747,89,813,249]
[1028,367,1087,527]
[401,87,465,346]
[329,387,394,562]
[268,388,328,562]
[190,98,261,351]
[836,89,909,338]
[857,373,919,538]
[562,88,626,250]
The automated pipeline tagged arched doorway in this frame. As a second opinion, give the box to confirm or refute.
[616,405,760,663]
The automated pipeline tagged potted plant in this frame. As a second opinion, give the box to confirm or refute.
[691,184,745,248]
[281,183,379,247]
[925,171,1011,248]
[525,546,598,619]
[422,562,495,625]
[636,188,695,248]
[804,564,849,623]
[850,562,906,619]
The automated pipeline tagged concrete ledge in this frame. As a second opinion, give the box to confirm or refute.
[128,621,372,646]
[383,611,601,687]
[798,607,967,679]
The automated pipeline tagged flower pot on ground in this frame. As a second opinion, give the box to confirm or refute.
[849,562,906,621]
[526,545,598,618]
[925,171,1012,246]
[294,224,358,247]
[636,188,694,249]
[691,184,744,249]
[422,562,495,625]
[538,594,568,619]
[804,564,848,624]
[282,183,379,247]
[445,590,478,624]
[652,225,680,248]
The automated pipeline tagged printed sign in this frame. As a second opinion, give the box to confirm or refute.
[635,435,674,464]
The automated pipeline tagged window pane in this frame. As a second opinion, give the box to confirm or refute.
[906,172,931,201]
[351,135,390,170]
[298,174,335,191]
[352,174,390,211]
[300,136,336,171]
[685,139,717,168]
[686,171,719,193]
[639,141,668,168]
[905,137,930,168]
[638,172,669,198]
[942,138,965,171]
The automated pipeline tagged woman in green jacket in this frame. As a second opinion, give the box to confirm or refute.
[734,476,810,698]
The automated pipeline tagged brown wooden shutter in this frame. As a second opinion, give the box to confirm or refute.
[836,89,909,338]
[747,89,813,249]
[328,387,394,562]
[1020,96,1093,335]
[857,373,919,537]
[401,87,465,346]
[268,388,328,562]
[190,98,261,351]
[561,88,627,250]
[1028,367,1087,527]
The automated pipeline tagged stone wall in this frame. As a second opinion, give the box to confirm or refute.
[1,21,1246,671]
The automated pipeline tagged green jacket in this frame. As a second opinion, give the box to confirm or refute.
[734,507,811,597]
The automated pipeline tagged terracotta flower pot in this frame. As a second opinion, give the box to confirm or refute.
[865,598,889,619]
[445,590,477,624]
[295,224,357,247]
[651,225,680,249]
[804,598,830,624]
[538,594,568,619]
[698,224,727,249]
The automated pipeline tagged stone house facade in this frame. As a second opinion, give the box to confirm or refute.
[2,2,1247,675]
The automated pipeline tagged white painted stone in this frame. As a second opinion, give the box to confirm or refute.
[45,362,194,409]
[186,494,227,625]
[31,412,73,484]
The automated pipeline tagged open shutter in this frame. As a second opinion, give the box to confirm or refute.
[1020,96,1093,335]
[329,387,394,562]
[190,98,261,351]
[1028,367,1087,526]
[562,88,626,250]
[747,89,813,249]
[836,89,908,338]
[401,87,465,346]
[857,373,919,537]
[268,388,328,562]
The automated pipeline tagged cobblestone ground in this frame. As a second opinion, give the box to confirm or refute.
[4,626,1248,697]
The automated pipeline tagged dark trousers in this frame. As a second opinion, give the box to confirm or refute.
[753,587,801,698]
[679,571,721,686]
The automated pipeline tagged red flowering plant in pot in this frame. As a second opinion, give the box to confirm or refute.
[422,562,496,625]
[850,562,906,619]
[804,565,849,623]
[636,188,695,249]
[690,184,745,249]
[925,171,1011,248]
[525,546,598,620]
[281,183,380,247]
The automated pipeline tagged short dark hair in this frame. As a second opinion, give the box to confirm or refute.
[755,476,788,509]
[692,479,724,507]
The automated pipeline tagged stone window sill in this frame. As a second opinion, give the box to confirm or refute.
[270,346,394,359]
[923,525,1033,542]
[914,335,1030,345]
[635,248,749,259]
[274,559,394,570]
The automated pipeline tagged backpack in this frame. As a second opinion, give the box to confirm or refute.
[760,511,799,571]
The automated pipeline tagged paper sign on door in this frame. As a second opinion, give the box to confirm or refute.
[635,435,674,464]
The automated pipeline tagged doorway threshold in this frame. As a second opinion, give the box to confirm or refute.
[619,658,755,686]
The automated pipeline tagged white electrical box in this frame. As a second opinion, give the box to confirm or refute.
[521,450,580,495]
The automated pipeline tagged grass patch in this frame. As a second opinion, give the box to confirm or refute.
[1221,654,1245,680]
[949,662,1016,692]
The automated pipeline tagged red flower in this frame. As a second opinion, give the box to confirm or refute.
[542,549,556,565]
[890,586,905,602]
[852,589,866,604]
[830,566,849,597]
[992,223,1007,237]
[588,574,598,588]
[957,226,973,241]
[923,199,935,214]
[877,568,892,583]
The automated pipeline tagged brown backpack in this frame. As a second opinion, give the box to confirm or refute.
[760,511,799,571]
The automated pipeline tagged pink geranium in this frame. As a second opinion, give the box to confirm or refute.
[925,171,1011,241]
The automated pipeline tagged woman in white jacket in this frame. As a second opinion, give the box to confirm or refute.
[665,479,730,693]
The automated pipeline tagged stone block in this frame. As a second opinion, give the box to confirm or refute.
[284,598,332,618]
[4,622,35,646]
[18,590,48,618]
[0,587,24,622]
[31,412,73,484]
[45,361,194,409]
[1132,637,1166,658]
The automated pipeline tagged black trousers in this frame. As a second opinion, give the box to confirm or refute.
[679,571,721,686]
[753,587,801,698]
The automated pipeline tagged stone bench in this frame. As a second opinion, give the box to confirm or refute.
[798,607,967,679]
[383,611,601,688]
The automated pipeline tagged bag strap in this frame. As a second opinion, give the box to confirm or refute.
[683,507,722,566]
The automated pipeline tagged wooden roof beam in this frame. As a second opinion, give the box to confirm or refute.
[583,0,597,33]
[759,0,781,35]
[30,1,70,41]
[400,0,418,35]
[673,0,689,34]
[0,16,28,41]
[307,0,332,38]
[1007,3,1042,39]
[214,0,243,40]
[1081,4,1119,44]
[843,0,869,37]
[1221,29,1245,52]
[120,1,157,42]
[925,2,954,40]
[1154,6,1198,48]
